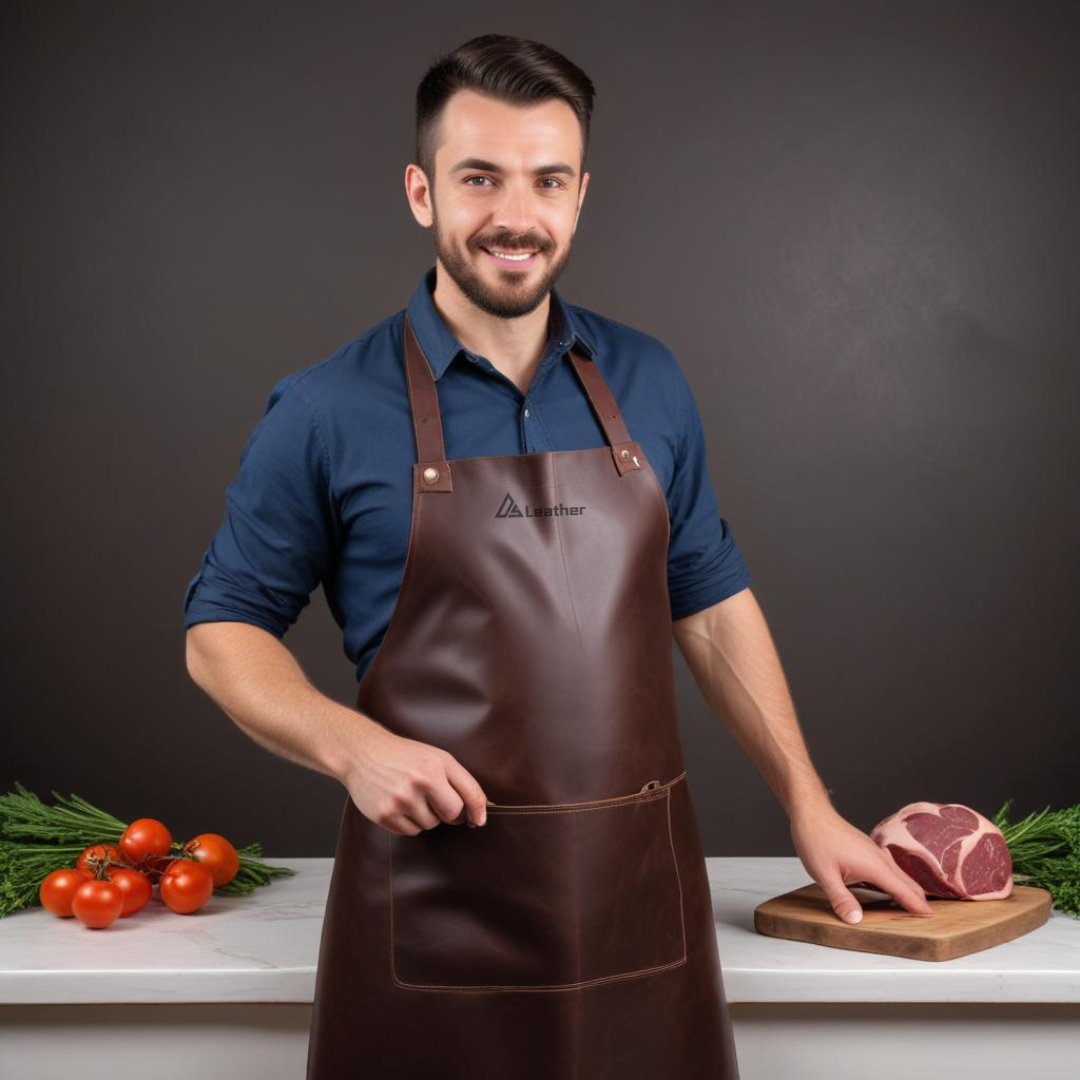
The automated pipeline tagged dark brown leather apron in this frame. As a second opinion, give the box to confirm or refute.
[306,312,740,1079]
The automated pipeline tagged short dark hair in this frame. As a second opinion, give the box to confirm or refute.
[414,34,596,187]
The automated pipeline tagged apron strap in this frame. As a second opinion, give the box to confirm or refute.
[403,312,642,491]
[403,313,453,487]
[565,349,642,476]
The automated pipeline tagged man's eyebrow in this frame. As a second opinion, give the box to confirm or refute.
[448,157,577,178]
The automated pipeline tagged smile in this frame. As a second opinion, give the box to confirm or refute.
[482,247,539,266]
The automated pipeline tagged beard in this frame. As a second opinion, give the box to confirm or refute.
[431,203,573,319]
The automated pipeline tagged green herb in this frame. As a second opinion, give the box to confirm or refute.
[993,798,1080,918]
[0,782,295,919]
[0,840,91,918]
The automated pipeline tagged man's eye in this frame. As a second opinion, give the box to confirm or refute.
[463,176,563,188]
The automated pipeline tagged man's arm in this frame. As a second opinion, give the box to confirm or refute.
[184,622,489,833]
[185,621,375,783]
[672,588,934,923]
[672,587,831,816]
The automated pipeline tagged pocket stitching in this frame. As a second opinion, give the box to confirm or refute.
[484,770,687,814]
[388,779,688,993]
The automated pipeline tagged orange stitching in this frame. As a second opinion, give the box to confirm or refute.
[483,770,687,813]
[666,778,688,965]
[391,954,689,994]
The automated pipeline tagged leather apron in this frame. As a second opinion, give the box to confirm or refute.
[306,312,740,1080]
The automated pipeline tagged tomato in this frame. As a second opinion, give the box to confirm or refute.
[182,833,240,888]
[159,859,214,915]
[104,867,153,916]
[76,843,124,875]
[119,818,173,865]
[39,868,94,917]
[142,854,178,878]
[135,854,179,902]
[71,879,124,928]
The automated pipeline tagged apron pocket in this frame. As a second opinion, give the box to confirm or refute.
[389,773,687,991]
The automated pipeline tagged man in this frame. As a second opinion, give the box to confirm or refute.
[184,33,932,1080]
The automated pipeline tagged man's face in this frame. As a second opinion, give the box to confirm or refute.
[421,89,588,319]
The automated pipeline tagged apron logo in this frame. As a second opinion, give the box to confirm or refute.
[496,492,586,518]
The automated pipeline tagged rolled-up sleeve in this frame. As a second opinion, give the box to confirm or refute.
[665,360,752,619]
[182,373,337,638]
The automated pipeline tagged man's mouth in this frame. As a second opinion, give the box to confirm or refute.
[481,246,540,266]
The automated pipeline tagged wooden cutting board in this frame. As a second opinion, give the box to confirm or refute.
[753,882,1053,961]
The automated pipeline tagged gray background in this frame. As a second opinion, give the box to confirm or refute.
[4,1,1076,859]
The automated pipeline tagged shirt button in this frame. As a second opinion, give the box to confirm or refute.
[524,408,530,418]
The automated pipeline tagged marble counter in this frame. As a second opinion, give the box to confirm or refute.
[3,857,1078,1080]
[2,856,1077,1005]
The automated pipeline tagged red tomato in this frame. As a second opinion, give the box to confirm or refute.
[76,844,124,875]
[142,854,178,879]
[119,818,173,865]
[39,868,94,917]
[159,859,214,915]
[183,833,240,888]
[71,879,124,928]
[137,854,178,902]
[104,867,154,916]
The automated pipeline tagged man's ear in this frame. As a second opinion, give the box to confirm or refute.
[404,163,434,228]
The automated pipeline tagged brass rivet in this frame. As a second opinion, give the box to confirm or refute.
[422,466,440,484]
[620,449,629,459]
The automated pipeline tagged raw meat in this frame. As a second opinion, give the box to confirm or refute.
[870,802,1013,900]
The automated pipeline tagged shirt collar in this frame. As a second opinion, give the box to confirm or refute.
[404,264,596,381]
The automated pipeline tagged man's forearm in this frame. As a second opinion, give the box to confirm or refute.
[184,621,378,785]
[672,588,834,820]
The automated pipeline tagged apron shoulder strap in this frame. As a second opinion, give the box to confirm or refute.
[566,347,642,476]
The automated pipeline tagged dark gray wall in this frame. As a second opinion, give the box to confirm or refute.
[4,1,1076,859]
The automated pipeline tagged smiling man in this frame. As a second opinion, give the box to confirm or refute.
[417,87,585,392]
[182,33,933,1080]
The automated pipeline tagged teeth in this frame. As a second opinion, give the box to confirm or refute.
[486,248,535,261]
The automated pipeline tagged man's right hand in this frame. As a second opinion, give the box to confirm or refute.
[342,721,489,836]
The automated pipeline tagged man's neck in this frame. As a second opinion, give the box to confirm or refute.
[432,266,553,395]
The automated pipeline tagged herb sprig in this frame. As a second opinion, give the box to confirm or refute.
[993,797,1080,917]
[0,783,294,918]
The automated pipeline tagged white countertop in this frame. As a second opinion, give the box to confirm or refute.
[2,857,1077,1005]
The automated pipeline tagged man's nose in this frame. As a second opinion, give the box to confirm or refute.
[490,182,539,236]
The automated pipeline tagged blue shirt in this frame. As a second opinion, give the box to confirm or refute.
[182,265,752,683]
